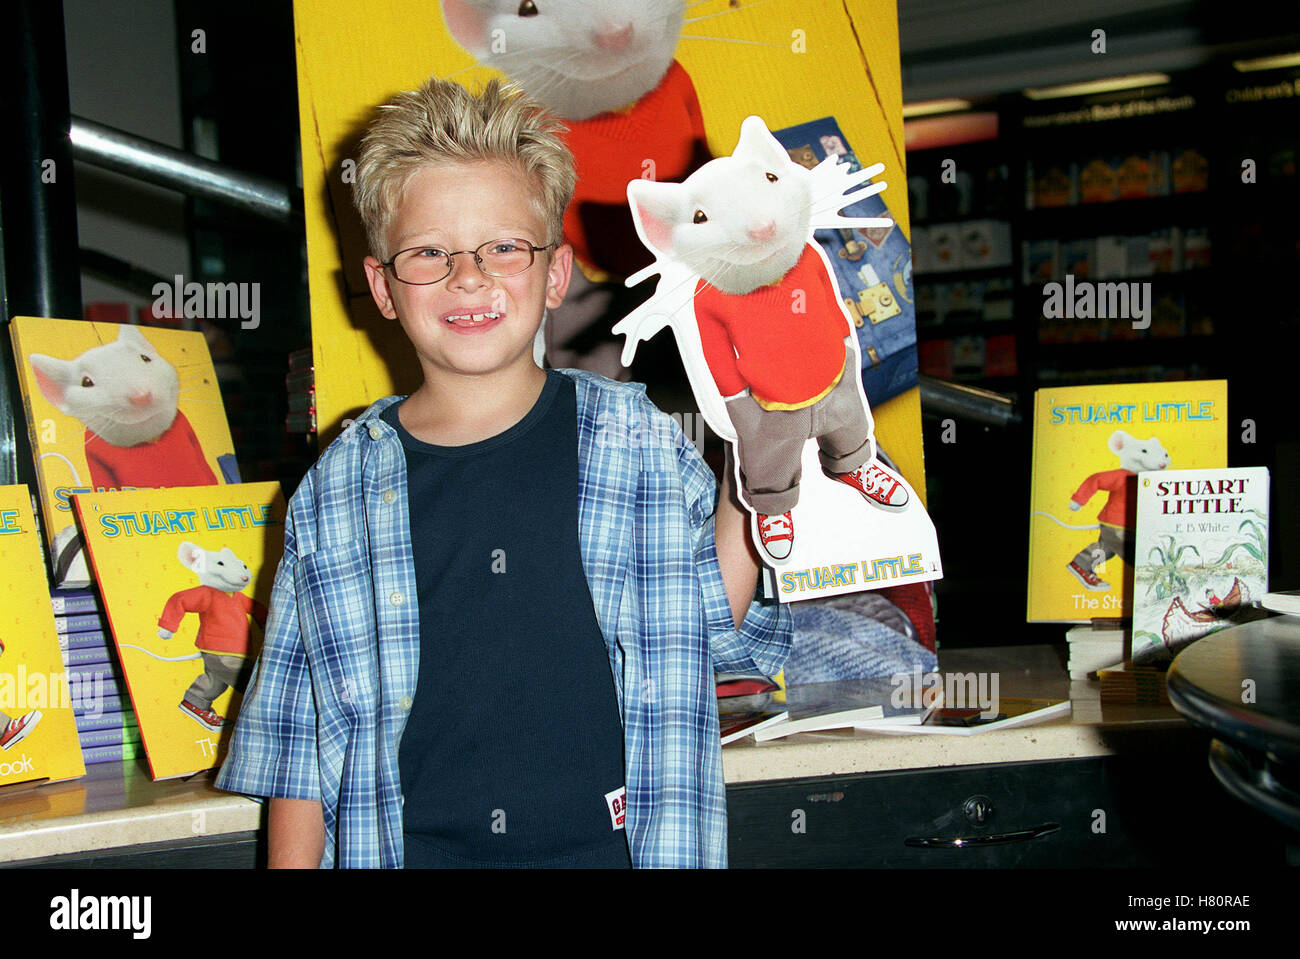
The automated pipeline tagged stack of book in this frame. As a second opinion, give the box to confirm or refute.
[1066,621,1127,679]
[1097,665,1170,705]
[52,588,139,766]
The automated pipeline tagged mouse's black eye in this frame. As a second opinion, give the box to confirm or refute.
[693,209,708,224]
[766,172,779,182]
[518,0,538,16]
[217,560,224,566]
[140,354,152,363]
[81,376,94,388]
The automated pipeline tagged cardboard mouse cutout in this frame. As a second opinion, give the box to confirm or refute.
[618,115,941,600]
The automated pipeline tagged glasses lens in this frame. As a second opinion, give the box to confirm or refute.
[394,247,451,284]
[477,238,535,277]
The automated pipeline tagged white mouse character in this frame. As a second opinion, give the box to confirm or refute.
[1065,429,1170,591]
[28,325,217,491]
[623,115,907,564]
[157,541,267,732]
[440,0,710,374]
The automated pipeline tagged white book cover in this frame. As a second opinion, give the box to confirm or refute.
[1133,467,1269,663]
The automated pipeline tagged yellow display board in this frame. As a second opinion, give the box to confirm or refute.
[293,0,925,499]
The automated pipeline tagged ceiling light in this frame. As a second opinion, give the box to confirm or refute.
[1233,52,1300,72]
[902,98,972,119]
[1024,73,1171,100]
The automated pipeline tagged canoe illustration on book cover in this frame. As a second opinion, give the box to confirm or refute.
[0,486,86,788]
[73,482,284,780]
[1026,380,1227,622]
[613,114,941,602]
[1132,467,1269,663]
[8,316,240,588]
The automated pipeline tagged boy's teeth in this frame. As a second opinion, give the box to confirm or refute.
[445,312,502,324]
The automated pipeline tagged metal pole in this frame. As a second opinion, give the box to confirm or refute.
[0,0,84,485]
[918,374,1020,427]
[70,116,299,223]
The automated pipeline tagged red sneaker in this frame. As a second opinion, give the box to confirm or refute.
[834,462,910,510]
[0,711,42,751]
[179,700,224,732]
[755,512,794,563]
[1066,561,1111,592]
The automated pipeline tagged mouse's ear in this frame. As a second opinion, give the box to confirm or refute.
[29,354,73,413]
[177,540,203,570]
[115,324,154,351]
[735,115,790,171]
[627,179,685,258]
[1107,430,1130,454]
[441,0,492,54]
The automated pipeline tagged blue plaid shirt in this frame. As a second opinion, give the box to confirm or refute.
[216,369,791,868]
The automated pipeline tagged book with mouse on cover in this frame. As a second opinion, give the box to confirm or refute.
[7,316,241,589]
[0,485,86,788]
[1026,380,1227,623]
[1131,466,1269,663]
[72,482,285,780]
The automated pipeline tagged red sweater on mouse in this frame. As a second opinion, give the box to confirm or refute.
[1071,469,1136,528]
[85,410,217,490]
[563,60,707,278]
[158,586,267,656]
[695,244,849,408]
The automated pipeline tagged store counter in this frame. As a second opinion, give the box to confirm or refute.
[0,645,1285,868]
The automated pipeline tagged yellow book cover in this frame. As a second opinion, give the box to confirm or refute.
[1026,381,1227,622]
[73,482,285,780]
[0,486,86,788]
[8,316,239,588]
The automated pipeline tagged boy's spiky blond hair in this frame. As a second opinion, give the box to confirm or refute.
[353,77,575,261]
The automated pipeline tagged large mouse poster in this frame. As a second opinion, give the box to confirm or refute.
[290,0,929,515]
[1026,380,1227,622]
[73,482,285,780]
[8,316,240,589]
[0,486,86,789]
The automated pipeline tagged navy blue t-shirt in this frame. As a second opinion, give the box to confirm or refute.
[386,372,631,868]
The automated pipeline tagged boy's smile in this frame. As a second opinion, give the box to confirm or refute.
[363,160,571,384]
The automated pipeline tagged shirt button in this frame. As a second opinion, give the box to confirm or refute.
[382,490,396,504]
[368,425,382,440]
[389,591,404,607]
[399,695,413,711]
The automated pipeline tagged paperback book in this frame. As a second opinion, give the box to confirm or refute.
[1132,466,1269,663]
[8,316,240,587]
[1027,380,1227,622]
[73,481,285,779]
[0,485,86,788]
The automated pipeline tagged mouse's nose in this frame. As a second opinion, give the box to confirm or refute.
[127,389,153,408]
[595,23,633,52]
[748,221,777,243]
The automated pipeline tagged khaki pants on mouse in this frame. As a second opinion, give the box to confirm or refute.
[184,652,252,712]
[724,348,872,516]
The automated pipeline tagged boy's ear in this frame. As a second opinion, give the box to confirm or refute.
[363,255,400,320]
[545,242,574,311]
